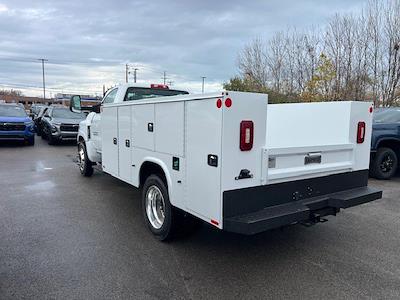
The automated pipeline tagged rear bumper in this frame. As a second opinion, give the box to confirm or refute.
[223,170,382,235]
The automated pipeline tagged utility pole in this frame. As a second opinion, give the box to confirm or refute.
[38,58,48,101]
[201,76,206,93]
[133,68,138,83]
[162,71,167,85]
[167,80,174,86]
[125,64,129,83]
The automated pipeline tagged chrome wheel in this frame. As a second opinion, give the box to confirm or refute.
[78,144,85,172]
[145,185,166,229]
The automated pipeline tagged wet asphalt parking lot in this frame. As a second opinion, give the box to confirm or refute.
[1,138,400,300]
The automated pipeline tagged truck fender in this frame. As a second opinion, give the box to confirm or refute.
[376,137,400,149]
[138,157,173,202]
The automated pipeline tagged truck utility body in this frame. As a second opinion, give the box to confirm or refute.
[73,84,381,239]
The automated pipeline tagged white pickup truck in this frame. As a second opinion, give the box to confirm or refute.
[71,83,382,240]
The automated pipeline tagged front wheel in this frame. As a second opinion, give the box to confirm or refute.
[26,136,35,146]
[78,141,94,177]
[370,147,398,179]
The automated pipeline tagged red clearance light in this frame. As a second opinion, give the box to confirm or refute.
[357,121,366,144]
[150,84,169,89]
[369,106,373,113]
[225,98,232,107]
[211,219,219,226]
[240,120,254,151]
[216,99,222,108]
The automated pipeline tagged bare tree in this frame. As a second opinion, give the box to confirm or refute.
[234,0,400,105]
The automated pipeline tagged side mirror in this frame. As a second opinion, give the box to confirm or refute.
[70,95,82,113]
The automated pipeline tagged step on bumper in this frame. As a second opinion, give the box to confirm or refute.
[223,186,382,235]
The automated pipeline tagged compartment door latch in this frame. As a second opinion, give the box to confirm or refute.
[235,169,253,180]
[207,154,218,167]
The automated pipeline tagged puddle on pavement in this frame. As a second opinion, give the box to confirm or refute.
[25,180,56,191]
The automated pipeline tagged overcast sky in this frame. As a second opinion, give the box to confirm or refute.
[0,0,367,97]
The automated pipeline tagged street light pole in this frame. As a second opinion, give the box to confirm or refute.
[201,76,206,93]
[133,68,138,83]
[38,58,48,101]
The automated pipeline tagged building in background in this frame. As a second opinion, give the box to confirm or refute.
[0,93,101,108]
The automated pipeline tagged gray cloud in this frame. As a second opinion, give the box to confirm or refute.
[0,0,367,96]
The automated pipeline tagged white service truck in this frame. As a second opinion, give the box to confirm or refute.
[71,83,382,240]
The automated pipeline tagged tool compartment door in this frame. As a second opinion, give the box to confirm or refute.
[185,98,223,225]
[101,106,119,176]
[118,106,132,183]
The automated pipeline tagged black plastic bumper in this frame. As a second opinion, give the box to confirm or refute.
[223,170,382,235]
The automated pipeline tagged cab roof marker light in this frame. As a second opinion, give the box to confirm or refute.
[150,84,169,89]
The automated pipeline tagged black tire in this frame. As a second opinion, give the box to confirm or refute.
[142,175,178,241]
[78,141,94,177]
[41,127,47,139]
[370,147,398,179]
[47,129,56,145]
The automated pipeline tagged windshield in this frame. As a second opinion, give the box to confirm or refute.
[52,108,85,119]
[0,105,28,117]
[373,108,400,123]
[124,87,188,101]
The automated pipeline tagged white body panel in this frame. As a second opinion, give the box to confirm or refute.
[78,83,374,229]
[185,98,223,223]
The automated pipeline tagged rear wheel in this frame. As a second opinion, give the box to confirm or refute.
[142,174,199,241]
[78,141,94,177]
[370,147,398,179]
[142,175,177,241]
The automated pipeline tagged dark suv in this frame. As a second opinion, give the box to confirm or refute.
[370,108,400,179]
[41,106,85,145]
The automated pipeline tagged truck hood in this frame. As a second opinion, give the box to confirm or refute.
[0,116,31,123]
[52,118,84,125]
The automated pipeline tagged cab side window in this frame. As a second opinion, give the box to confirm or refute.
[103,88,118,104]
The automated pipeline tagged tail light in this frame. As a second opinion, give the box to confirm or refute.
[357,121,365,144]
[240,121,254,151]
